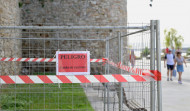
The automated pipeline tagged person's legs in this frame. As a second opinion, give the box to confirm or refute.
[167,65,169,81]
[178,72,182,84]
[178,72,180,81]
[131,60,135,68]
[177,65,183,84]
[167,70,169,77]
[170,65,174,81]
[170,69,173,81]
[167,69,169,81]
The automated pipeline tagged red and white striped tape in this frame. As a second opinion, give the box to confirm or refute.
[0,58,161,84]
[0,58,104,63]
[103,59,161,81]
[105,60,156,75]
[107,60,144,75]
[0,74,160,84]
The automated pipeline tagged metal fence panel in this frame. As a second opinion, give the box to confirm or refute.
[0,22,161,111]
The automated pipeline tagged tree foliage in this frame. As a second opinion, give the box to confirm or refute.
[187,48,190,55]
[142,47,150,57]
[164,28,184,49]
[174,35,184,49]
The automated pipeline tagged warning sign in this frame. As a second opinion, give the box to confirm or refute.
[56,51,90,75]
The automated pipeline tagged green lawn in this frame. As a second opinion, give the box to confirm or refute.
[0,84,94,111]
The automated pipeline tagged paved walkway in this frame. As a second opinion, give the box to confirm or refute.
[161,62,190,111]
[84,62,190,111]
[162,77,190,111]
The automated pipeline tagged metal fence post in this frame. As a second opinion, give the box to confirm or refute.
[105,38,109,74]
[104,38,109,111]
[121,36,123,75]
[156,20,162,111]
[105,38,110,111]
[107,38,110,75]
[150,20,156,111]
[118,32,123,111]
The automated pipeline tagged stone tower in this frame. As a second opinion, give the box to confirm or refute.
[1,0,127,75]
[0,0,21,75]
[20,0,127,26]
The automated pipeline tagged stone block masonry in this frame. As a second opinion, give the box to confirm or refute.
[0,0,127,75]
[0,0,21,75]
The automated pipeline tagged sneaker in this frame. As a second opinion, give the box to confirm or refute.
[167,78,169,81]
[178,81,182,84]
[170,78,173,81]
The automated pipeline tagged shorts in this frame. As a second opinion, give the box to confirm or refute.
[177,65,184,72]
[167,64,174,70]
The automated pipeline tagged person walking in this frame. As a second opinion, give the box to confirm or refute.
[176,47,181,54]
[174,52,187,84]
[164,49,175,81]
[130,49,135,68]
[172,46,175,57]
[165,47,169,54]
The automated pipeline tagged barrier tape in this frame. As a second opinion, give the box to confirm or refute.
[103,58,161,81]
[0,58,161,84]
[0,74,158,84]
[106,60,144,75]
[0,58,104,63]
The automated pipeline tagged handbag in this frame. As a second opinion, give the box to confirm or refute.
[173,69,177,77]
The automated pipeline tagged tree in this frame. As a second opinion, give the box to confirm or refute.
[164,28,184,49]
[187,48,190,55]
[142,47,150,57]
[174,35,184,49]
[164,29,171,48]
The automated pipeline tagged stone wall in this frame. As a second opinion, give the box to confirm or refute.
[19,0,127,74]
[0,0,21,75]
[2,0,127,74]
[20,0,127,26]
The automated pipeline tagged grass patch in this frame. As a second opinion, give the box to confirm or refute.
[0,84,94,111]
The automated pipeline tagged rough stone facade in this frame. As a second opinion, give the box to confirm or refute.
[0,0,127,75]
[0,0,21,75]
[20,0,127,26]
[20,0,127,74]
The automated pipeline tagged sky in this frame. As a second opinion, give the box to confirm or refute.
[127,0,190,48]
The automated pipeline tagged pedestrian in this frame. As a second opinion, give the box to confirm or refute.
[172,46,175,57]
[174,52,187,84]
[176,47,181,54]
[164,49,175,81]
[165,47,169,54]
[130,49,135,68]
